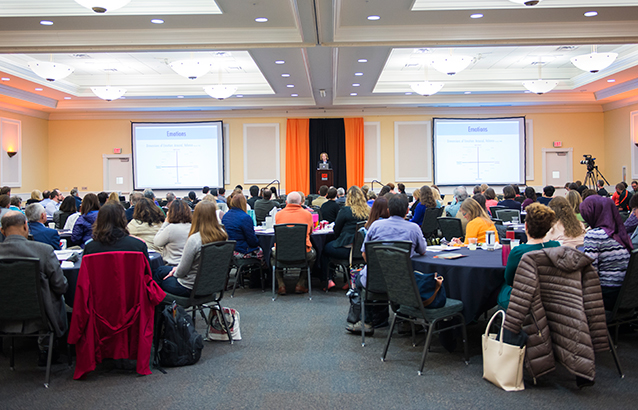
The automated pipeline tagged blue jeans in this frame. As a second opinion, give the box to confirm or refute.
[154,265,191,297]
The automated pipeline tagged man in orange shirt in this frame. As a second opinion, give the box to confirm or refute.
[273,191,316,295]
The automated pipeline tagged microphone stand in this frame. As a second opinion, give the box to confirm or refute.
[370,180,383,192]
[264,179,281,198]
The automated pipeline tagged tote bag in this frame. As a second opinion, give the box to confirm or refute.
[482,310,526,391]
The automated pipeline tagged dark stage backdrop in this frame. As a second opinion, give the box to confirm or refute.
[309,118,346,194]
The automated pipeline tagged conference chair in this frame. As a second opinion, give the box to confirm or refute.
[0,257,71,388]
[421,207,444,242]
[494,209,521,223]
[607,249,638,350]
[489,206,506,217]
[360,240,413,347]
[327,221,366,291]
[230,255,265,297]
[375,246,469,375]
[161,241,236,344]
[437,217,464,241]
[271,224,313,301]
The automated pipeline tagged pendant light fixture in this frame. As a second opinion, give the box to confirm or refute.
[571,45,618,73]
[91,72,126,101]
[74,0,131,13]
[170,59,213,80]
[410,63,444,96]
[522,57,558,94]
[204,58,237,100]
[427,51,473,76]
[28,59,74,82]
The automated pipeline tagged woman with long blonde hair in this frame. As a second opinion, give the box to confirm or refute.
[322,186,370,290]
[545,196,586,248]
[451,197,499,245]
[566,190,585,223]
[154,201,228,296]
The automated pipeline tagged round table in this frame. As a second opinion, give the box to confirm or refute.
[411,247,505,323]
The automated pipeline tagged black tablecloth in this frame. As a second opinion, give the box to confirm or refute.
[62,252,164,308]
[411,247,505,323]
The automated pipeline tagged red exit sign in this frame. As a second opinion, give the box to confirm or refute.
[553,141,562,148]
[113,148,122,154]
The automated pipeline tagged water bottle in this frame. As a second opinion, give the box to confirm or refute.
[501,238,511,266]
[506,226,515,240]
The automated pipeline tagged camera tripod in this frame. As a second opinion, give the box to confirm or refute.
[584,165,609,189]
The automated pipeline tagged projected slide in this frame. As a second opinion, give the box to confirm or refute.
[132,122,224,189]
[433,118,525,186]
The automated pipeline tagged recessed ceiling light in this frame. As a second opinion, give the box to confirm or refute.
[275,60,285,64]
[607,79,616,83]
[177,95,184,98]
[286,84,294,88]
[355,72,363,76]
[236,94,243,98]
[151,19,164,24]
[291,93,298,97]
[255,17,268,23]
[1,78,9,81]
[405,92,412,95]
[358,59,368,63]
[367,15,380,21]
[352,83,360,87]
[465,91,472,94]
[584,11,598,17]
[40,20,53,26]
[35,88,43,91]
[524,90,532,93]
[350,93,357,96]
[281,73,290,77]
[470,14,483,19]
[64,96,71,100]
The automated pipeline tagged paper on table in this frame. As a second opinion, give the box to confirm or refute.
[61,261,75,269]
[54,250,76,261]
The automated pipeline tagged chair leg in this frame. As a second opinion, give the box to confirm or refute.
[460,317,470,365]
[608,329,625,378]
[259,263,265,292]
[307,266,312,301]
[381,313,397,362]
[361,295,366,347]
[231,266,242,298]
[44,333,54,388]
[411,323,417,347]
[9,337,15,370]
[419,320,437,376]
[216,303,233,345]
[272,266,277,301]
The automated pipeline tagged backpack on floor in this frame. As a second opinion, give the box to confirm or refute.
[158,302,204,367]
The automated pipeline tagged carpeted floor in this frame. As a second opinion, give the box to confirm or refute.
[1,281,637,410]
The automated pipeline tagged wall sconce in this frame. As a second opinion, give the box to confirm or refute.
[6,151,17,158]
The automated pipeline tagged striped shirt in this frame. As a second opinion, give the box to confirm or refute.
[583,228,630,287]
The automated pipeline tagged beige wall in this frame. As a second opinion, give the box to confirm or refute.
[0,109,49,193]
[8,108,635,195]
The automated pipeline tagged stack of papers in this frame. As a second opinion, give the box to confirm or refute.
[54,250,79,261]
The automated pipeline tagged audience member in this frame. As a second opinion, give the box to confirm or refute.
[409,188,420,215]
[25,203,60,250]
[630,181,638,193]
[612,182,632,211]
[446,186,468,217]
[521,186,537,211]
[566,190,585,223]
[451,197,499,245]
[218,187,227,203]
[273,192,315,295]
[312,185,329,207]
[247,185,261,209]
[269,186,278,199]
[365,196,389,230]
[497,185,522,211]
[127,197,165,251]
[319,187,340,223]
[9,196,22,212]
[366,190,377,207]
[625,194,638,235]
[188,191,199,207]
[202,186,210,197]
[154,201,228,297]
[254,189,277,225]
[581,195,633,310]
[71,193,100,248]
[154,199,192,267]
[0,195,10,221]
[537,185,555,205]
[40,190,51,208]
[0,211,68,364]
[143,188,157,205]
[484,188,498,210]
[512,184,525,204]
[322,186,370,290]
[396,183,406,195]
[336,187,346,205]
[97,191,109,207]
[53,196,78,229]
[0,186,10,196]
[201,194,225,223]
[498,203,559,310]
[597,180,608,197]
[581,188,598,200]
[480,183,489,194]
[70,187,82,209]
[472,185,482,195]
[361,185,370,199]
[165,192,176,208]
[347,194,426,335]
[545,196,586,248]
[431,185,443,207]
[45,189,63,218]
[378,186,391,198]
[107,192,120,203]
[125,192,143,222]
[568,182,579,191]
[410,185,437,226]
[386,182,396,193]
[26,189,42,205]
[472,193,488,214]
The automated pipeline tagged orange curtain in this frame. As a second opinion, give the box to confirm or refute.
[285,118,310,194]
[344,117,365,188]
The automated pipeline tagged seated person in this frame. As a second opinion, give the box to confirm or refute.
[483,188,498,210]
[451,197,499,245]
[0,211,68,365]
[612,182,632,211]
[71,193,100,248]
[497,185,522,211]
[627,194,638,239]
[537,185,555,206]
[545,196,586,248]
[9,196,22,213]
[45,189,63,219]
[154,201,228,297]
[597,180,608,197]
[581,195,633,310]
[498,203,560,309]
[320,187,341,224]
[409,185,437,226]
[567,190,585,223]
[0,194,10,221]
[272,192,316,295]
[247,185,261,209]
[254,188,277,225]
[154,199,192,267]
[521,186,537,211]
[322,186,370,290]
[53,196,79,229]
[127,197,165,252]
[366,190,376,207]
[125,192,143,222]
[25,203,60,250]
[446,186,468,217]
[222,193,264,264]
[312,185,329,207]
[26,189,42,205]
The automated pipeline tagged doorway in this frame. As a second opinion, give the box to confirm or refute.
[103,154,132,194]
[542,148,573,189]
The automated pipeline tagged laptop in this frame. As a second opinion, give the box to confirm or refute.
[318,163,330,170]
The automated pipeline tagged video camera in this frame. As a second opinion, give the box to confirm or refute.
[580,154,596,172]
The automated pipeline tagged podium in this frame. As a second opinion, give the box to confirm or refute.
[315,169,333,189]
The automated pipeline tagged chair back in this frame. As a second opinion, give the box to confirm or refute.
[364,240,412,294]
[274,223,308,266]
[0,258,46,323]
[611,249,638,316]
[421,207,444,238]
[489,206,506,216]
[437,217,463,241]
[191,240,236,299]
[350,221,367,265]
[494,209,520,222]
[375,246,425,312]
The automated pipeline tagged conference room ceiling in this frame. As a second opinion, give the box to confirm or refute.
[1,0,638,116]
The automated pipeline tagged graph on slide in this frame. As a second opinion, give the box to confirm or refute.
[455,145,500,181]
[154,149,199,185]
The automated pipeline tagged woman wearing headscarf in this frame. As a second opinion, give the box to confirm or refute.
[581,195,633,310]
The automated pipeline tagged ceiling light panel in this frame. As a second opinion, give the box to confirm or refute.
[0,0,222,16]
